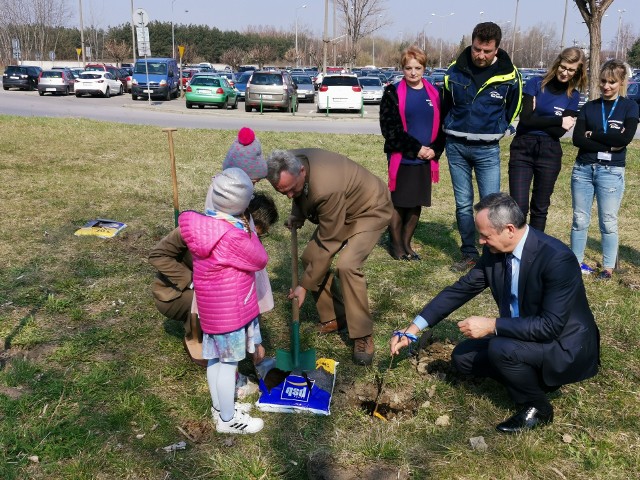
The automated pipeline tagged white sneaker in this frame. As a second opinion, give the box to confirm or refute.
[216,410,264,434]
[211,403,252,423]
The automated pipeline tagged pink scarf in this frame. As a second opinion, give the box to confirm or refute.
[388,79,441,192]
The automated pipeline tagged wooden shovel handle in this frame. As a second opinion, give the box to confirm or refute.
[291,227,299,321]
[162,128,179,227]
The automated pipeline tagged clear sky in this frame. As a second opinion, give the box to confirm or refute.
[76,0,638,51]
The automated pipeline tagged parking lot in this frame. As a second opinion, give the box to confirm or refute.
[0,87,382,134]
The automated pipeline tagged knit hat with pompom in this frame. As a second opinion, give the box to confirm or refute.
[222,127,267,181]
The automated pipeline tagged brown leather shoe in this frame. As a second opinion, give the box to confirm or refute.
[353,335,374,365]
[317,318,346,334]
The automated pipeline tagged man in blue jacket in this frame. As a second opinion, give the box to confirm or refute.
[442,22,522,271]
[390,193,600,433]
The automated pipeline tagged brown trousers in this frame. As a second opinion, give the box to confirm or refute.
[302,227,385,339]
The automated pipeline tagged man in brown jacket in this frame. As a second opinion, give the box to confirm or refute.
[266,148,393,365]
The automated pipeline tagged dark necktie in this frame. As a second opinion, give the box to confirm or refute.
[500,253,513,318]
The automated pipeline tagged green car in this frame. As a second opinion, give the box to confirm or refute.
[185,75,238,109]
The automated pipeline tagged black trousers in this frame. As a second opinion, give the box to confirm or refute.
[451,337,552,409]
[509,134,563,232]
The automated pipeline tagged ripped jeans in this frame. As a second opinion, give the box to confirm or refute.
[570,162,625,269]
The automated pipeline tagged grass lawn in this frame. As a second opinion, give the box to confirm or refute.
[0,115,639,479]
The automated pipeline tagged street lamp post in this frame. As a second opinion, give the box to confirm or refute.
[511,0,520,59]
[171,0,177,60]
[431,12,455,69]
[78,0,86,67]
[560,0,569,50]
[615,8,626,59]
[130,0,135,62]
[422,21,432,51]
[372,14,381,66]
[295,4,307,68]
[540,35,548,68]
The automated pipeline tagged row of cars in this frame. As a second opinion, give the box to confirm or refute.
[2,63,133,97]
[182,69,386,113]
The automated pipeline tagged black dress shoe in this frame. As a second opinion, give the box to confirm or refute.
[495,406,553,434]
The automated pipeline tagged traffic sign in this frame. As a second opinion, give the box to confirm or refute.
[12,38,21,59]
[133,8,149,28]
[136,26,151,56]
[178,45,185,58]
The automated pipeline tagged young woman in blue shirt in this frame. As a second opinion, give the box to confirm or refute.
[571,59,639,279]
[509,47,587,232]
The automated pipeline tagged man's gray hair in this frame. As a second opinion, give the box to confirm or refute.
[266,149,303,185]
[474,192,525,232]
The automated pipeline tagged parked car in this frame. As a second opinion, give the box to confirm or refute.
[357,76,384,104]
[118,68,132,92]
[85,63,129,92]
[75,71,123,97]
[427,72,445,89]
[217,72,237,87]
[627,81,640,111]
[131,57,180,100]
[245,70,298,112]
[180,68,199,87]
[234,72,252,100]
[317,74,362,112]
[313,72,324,90]
[3,65,42,91]
[291,74,315,103]
[37,69,75,96]
[185,74,238,109]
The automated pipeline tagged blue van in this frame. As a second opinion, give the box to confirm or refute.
[131,57,179,100]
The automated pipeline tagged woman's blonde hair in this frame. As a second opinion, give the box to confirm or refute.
[541,47,587,97]
[599,59,629,96]
[400,45,427,68]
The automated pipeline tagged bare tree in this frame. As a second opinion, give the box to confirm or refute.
[307,39,324,70]
[334,0,390,69]
[574,0,615,99]
[104,39,130,65]
[283,47,297,65]
[248,45,276,69]
[220,47,247,71]
[0,0,71,63]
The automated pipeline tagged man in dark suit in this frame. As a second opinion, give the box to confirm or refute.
[266,148,393,366]
[390,192,600,433]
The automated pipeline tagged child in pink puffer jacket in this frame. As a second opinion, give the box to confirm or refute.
[179,168,268,435]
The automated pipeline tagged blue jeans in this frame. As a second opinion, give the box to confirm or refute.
[570,162,625,269]
[446,138,501,256]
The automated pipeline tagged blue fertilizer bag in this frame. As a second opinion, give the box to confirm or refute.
[255,358,338,415]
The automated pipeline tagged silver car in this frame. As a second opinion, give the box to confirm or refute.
[38,69,75,96]
[358,76,384,104]
[291,74,315,103]
[245,70,298,112]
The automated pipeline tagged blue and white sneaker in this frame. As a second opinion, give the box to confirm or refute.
[580,263,595,275]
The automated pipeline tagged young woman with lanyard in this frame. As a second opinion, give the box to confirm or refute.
[570,59,639,279]
[509,47,586,232]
